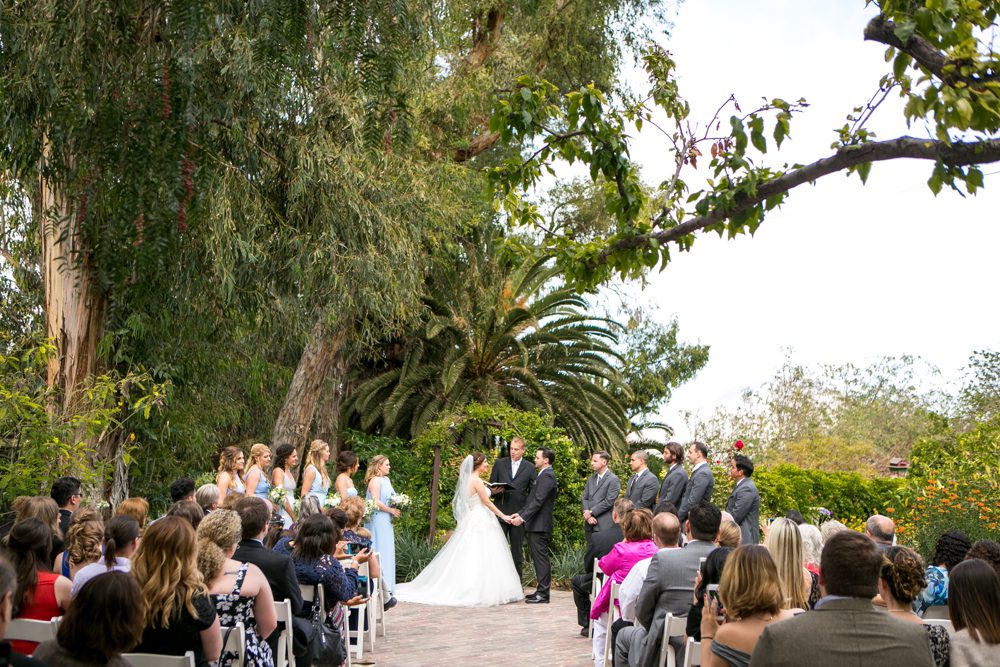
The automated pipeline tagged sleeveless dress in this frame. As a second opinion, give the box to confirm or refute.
[247,465,270,500]
[304,464,330,506]
[395,486,523,606]
[365,477,397,594]
[212,563,273,667]
[12,571,62,654]
[277,469,297,529]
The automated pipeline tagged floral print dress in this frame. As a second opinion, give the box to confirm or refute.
[212,562,274,667]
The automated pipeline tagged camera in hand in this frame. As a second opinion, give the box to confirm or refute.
[356,575,369,597]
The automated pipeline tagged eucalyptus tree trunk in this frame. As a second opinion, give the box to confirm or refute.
[314,345,353,454]
[272,319,346,457]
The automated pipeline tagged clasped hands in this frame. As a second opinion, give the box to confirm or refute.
[504,513,525,526]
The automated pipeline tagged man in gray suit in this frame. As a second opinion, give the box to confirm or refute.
[725,454,760,545]
[582,450,621,548]
[616,502,721,667]
[749,531,933,667]
[677,442,714,522]
[658,441,687,507]
[625,450,659,511]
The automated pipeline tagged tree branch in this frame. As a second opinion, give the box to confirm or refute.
[589,136,1000,268]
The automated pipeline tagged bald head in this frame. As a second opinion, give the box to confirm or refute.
[652,512,681,548]
[865,514,895,544]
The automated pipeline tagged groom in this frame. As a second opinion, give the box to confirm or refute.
[512,447,557,604]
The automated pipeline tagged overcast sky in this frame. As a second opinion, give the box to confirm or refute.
[616,1,1000,439]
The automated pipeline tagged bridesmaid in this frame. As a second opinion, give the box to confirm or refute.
[271,444,299,529]
[244,444,273,501]
[216,446,246,500]
[365,455,400,596]
[300,439,332,508]
[334,451,360,498]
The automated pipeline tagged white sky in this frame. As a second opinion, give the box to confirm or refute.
[616,1,1000,439]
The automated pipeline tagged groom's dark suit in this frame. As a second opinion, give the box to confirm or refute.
[518,465,557,600]
[490,455,536,578]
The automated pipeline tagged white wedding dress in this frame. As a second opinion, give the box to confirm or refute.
[396,457,524,607]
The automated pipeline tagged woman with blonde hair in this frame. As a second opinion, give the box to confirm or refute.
[131,516,222,665]
[717,520,741,549]
[215,446,246,500]
[700,545,795,666]
[114,497,150,532]
[300,439,331,507]
[243,443,273,501]
[764,517,816,610]
[12,495,64,562]
[196,510,276,666]
[53,508,103,579]
[365,454,400,596]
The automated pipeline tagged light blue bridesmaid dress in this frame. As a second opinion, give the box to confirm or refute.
[365,476,396,594]
[249,466,271,500]
[305,464,330,506]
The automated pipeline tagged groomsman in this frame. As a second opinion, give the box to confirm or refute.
[658,442,687,507]
[489,436,536,579]
[725,454,760,545]
[582,451,621,548]
[625,450,658,511]
[678,441,714,522]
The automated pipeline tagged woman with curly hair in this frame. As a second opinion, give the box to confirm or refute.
[878,545,949,667]
[243,443,273,502]
[12,495,64,563]
[114,497,150,533]
[132,516,221,666]
[53,508,103,579]
[270,443,299,529]
[215,446,246,500]
[196,510,275,667]
[916,529,971,616]
[949,558,1000,667]
[71,516,140,597]
[964,539,1000,579]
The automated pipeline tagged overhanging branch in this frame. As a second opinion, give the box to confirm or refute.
[590,135,1000,267]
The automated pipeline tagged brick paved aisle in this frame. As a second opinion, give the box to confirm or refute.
[363,590,593,667]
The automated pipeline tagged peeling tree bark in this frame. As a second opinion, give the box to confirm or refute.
[314,344,353,454]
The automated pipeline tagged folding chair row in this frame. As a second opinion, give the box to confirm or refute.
[657,612,689,667]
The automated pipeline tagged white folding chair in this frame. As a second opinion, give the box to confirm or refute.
[683,637,701,667]
[301,584,349,667]
[371,551,387,638]
[122,652,196,667]
[273,599,296,667]
[923,604,949,619]
[347,560,375,656]
[364,555,383,644]
[221,621,246,667]
[602,581,621,666]
[6,617,58,649]
[589,560,606,641]
[657,612,689,667]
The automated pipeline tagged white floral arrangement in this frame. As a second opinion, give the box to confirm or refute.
[268,486,287,506]
[324,492,342,509]
[389,493,411,509]
[363,498,379,521]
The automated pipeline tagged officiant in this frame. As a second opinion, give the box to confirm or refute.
[489,436,537,579]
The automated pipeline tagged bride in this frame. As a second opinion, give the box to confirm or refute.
[395,452,525,606]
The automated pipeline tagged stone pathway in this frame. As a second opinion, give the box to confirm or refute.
[359,590,593,666]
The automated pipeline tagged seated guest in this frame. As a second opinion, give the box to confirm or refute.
[12,496,64,564]
[340,496,383,582]
[749,531,933,667]
[686,546,733,641]
[196,484,221,515]
[71,516,139,597]
[616,502,721,667]
[877,546,949,667]
[590,508,657,667]
[717,520,741,549]
[700,545,796,667]
[948,558,1000,667]
[963,539,1000,579]
[34,571,144,666]
[915,529,971,616]
[864,514,895,551]
[167,499,205,530]
[764,518,816,610]
[298,495,323,521]
[170,477,197,504]
[0,555,45,666]
[797,524,823,577]
[573,498,630,635]
[132,516,222,666]
[49,477,81,536]
[274,514,363,617]
[3,519,71,656]
[783,510,804,525]
[196,510,276,667]
[53,508,103,579]
[818,519,848,543]
[114,497,150,534]
[616,513,682,652]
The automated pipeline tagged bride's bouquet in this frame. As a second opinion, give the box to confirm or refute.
[389,493,411,509]
[324,492,342,509]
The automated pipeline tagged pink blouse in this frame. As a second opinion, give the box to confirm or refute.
[590,539,658,619]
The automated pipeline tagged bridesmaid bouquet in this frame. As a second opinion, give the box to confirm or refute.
[268,486,287,506]
[364,498,379,521]
[325,492,343,509]
[389,493,411,509]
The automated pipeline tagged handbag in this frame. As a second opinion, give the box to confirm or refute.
[307,586,347,666]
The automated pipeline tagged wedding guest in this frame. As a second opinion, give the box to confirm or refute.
[764,517,816,610]
[170,478,197,504]
[916,529,971,616]
[948,558,1000,667]
[573,498,630,636]
[365,455,400,596]
[298,496,323,521]
[0,554,44,666]
[783,510,805,525]
[244,444,273,501]
[52,508,103,579]
[71,516,139,597]
[617,512,682,645]
[717,520,741,549]
[34,572,144,666]
[301,440,332,507]
[701,545,796,666]
[12,496,64,564]
[340,496,382,581]
[864,514,895,551]
[132,517,222,666]
[878,546,950,667]
[196,484,221,514]
[797,524,823,577]
[197,510,276,667]
[335,451,361,499]
[818,519,848,543]
[964,539,1000,578]
[271,444,299,529]
[4,520,71,655]
[49,477,81,536]
[167,500,205,530]
[216,446,247,500]
[686,546,734,641]
[114,497,150,533]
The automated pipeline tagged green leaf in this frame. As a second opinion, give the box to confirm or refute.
[856,161,872,185]
[894,19,917,44]
[928,172,943,195]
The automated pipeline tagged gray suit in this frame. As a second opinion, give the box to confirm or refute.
[658,463,687,507]
[582,470,621,539]
[677,463,714,522]
[625,469,658,511]
[749,597,934,667]
[725,477,760,545]
[616,539,717,667]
